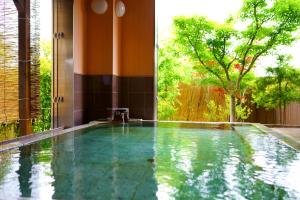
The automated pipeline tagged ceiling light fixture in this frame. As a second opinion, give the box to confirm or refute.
[91,0,108,15]
[116,1,126,17]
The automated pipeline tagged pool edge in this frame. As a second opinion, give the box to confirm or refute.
[0,121,108,153]
[253,123,300,151]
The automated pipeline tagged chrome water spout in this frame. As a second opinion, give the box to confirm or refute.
[121,112,125,124]
[108,108,129,123]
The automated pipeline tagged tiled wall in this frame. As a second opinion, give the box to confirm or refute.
[74,74,154,125]
[119,77,154,120]
[73,0,155,126]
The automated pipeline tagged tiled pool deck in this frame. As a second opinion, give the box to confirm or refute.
[0,121,103,153]
[254,124,300,150]
[272,128,300,143]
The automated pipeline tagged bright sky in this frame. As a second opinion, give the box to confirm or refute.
[39,0,300,75]
[157,0,243,40]
[40,0,52,40]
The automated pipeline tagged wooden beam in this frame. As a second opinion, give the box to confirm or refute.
[13,0,24,13]
[14,0,32,135]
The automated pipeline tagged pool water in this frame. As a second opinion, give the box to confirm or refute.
[1,122,300,199]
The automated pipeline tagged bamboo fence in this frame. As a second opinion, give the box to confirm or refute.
[0,0,40,124]
[170,83,227,122]
[0,0,19,123]
[171,83,300,125]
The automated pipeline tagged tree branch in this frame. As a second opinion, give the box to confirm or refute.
[211,44,231,81]
[237,3,273,88]
[238,4,261,84]
[186,35,227,89]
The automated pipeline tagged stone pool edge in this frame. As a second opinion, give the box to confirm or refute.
[0,121,107,153]
[253,123,300,151]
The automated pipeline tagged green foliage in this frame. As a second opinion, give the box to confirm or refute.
[158,43,193,120]
[236,99,253,121]
[203,100,229,122]
[0,123,19,141]
[203,95,252,122]
[0,151,13,183]
[32,40,52,132]
[173,0,300,121]
[253,55,300,110]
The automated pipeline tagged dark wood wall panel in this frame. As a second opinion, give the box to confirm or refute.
[53,0,74,128]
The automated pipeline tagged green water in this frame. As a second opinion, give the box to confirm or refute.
[0,122,300,199]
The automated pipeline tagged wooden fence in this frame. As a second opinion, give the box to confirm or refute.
[0,0,40,124]
[170,84,227,122]
[0,68,19,123]
[171,83,300,125]
[247,102,300,125]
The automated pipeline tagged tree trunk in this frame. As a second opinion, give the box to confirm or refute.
[283,103,286,125]
[230,95,236,122]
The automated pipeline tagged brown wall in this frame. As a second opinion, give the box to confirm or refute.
[74,0,87,74]
[74,0,114,75]
[113,0,122,75]
[74,0,155,76]
[73,0,155,124]
[86,0,114,75]
[75,0,114,75]
[120,0,155,76]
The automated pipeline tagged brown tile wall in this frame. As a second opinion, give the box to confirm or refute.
[74,74,154,125]
[119,77,154,120]
[74,74,113,125]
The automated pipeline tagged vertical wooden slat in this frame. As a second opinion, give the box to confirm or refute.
[52,0,58,128]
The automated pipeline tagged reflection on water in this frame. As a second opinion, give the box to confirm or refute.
[155,126,300,199]
[0,124,300,199]
[17,146,33,197]
[0,125,157,199]
[0,124,19,142]
[0,140,54,199]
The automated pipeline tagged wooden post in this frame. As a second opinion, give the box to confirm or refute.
[13,0,32,135]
